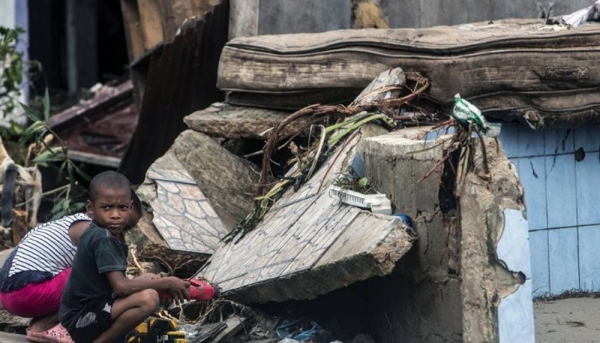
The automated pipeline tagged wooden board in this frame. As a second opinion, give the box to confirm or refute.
[137,0,163,51]
[184,103,310,139]
[121,0,145,61]
[157,0,222,42]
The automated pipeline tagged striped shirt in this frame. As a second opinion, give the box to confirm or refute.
[0,213,91,292]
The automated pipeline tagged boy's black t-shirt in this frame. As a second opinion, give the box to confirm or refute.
[59,222,128,328]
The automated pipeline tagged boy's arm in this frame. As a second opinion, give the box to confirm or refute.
[105,271,190,301]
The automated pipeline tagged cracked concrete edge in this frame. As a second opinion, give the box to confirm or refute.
[223,216,414,304]
[459,137,531,343]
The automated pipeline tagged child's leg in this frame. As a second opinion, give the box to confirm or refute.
[28,312,59,333]
[92,289,159,343]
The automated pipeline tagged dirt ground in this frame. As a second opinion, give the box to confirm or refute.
[535,297,600,343]
[0,297,598,342]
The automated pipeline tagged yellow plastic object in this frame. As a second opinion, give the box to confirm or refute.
[127,317,187,343]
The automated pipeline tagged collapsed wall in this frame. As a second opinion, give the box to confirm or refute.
[358,127,534,342]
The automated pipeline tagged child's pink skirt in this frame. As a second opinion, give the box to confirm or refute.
[0,268,71,318]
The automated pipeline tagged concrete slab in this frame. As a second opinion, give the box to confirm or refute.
[184,103,301,139]
[199,132,415,303]
[147,155,228,254]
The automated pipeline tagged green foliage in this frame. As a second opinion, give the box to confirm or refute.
[0,26,25,116]
[20,90,89,219]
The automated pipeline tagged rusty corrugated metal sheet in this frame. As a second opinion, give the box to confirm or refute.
[119,1,229,184]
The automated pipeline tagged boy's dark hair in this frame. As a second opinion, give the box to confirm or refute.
[131,189,142,216]
[89,171,131,202]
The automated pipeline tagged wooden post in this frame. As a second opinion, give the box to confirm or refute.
[11,209,28,246]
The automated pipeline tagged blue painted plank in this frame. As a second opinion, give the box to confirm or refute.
[518,126,545,158]
[575,152,600,226]
[574,125,600,153]
[518,157,547,231]
[499,123,519,158]
[529,230,550,297]
[549,228,579,294]
[546,155,577,229]
[578,225,600,291]
[545,128,574,156]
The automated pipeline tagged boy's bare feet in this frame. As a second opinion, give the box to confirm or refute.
[28,312,60,332]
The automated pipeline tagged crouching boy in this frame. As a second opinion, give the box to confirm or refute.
[59,171,189,343]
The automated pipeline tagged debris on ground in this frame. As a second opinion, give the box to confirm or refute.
[196,68,425,304]
[547,0,600,27]
[49,80,136,168]
[0,137,42,246]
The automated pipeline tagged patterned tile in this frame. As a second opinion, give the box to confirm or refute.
[148,160,228,254]
[198,136,411,296]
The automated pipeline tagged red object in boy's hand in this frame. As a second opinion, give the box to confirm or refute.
[159,278,218,301]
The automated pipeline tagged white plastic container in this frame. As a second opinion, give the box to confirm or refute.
[328,186,392,215]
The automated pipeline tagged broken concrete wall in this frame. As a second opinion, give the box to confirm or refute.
[358,128,463,342]
[357,127,534,342]
[459,136,534,342]
[128,130,260,274]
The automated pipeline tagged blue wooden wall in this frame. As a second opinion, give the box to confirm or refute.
[499,124,600,297]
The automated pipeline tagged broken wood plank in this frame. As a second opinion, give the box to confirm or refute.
[157,0,222,43]
[10,209,28,246]
[184,103,312,139]
[208,316,246,343]
[49,81,133,131]
[66,151,120,168]
[120,0,145,61]
[137,0,163,51]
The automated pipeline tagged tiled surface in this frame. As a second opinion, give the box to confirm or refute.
[548,228,579,294]
[499,124,600,295]
[498,280,535,343]
[198,137,413,295]
[147,161,228,254]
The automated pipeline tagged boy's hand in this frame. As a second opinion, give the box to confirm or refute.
[166,277,190,302]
